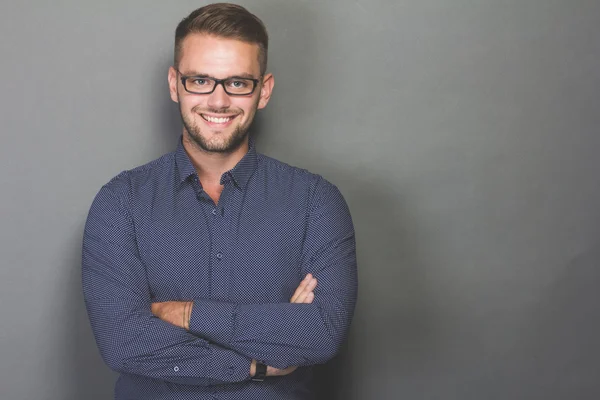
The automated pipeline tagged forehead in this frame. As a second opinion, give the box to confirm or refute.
[178,33,261,77]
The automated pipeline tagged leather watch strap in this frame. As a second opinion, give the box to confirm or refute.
[251,362,267,382]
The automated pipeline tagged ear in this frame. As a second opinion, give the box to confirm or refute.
[168,66,179,103]
[257,73,274,110]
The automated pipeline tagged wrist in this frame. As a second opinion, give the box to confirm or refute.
[251,360,267,381]
[250,359,256,377]
[184,301,193,330]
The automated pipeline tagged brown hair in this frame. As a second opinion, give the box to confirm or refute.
[174,3,269,75]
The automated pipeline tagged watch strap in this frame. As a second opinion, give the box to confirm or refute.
[252,361,267,382]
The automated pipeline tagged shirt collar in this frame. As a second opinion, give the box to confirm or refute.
[175,137,197,184]
[225,138,258,189]
[175,136,258,190]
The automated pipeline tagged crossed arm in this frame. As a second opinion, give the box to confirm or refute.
[82,180,357,385]
[151,274,319,377]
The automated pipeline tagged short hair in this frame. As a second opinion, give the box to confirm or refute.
[174,3,269,75]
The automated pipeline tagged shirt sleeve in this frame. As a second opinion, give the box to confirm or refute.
[82,182,251,385]
[188,179,358,369]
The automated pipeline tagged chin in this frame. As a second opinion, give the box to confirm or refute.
[189,130,248,153]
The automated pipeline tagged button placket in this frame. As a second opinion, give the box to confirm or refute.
[208,183,233,299]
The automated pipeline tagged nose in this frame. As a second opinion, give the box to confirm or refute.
[206,82,231,110]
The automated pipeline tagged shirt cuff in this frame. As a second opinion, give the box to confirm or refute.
[189,299,237,345]
[206,345,252,383]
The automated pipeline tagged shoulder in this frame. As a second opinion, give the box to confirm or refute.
[256,153,343,206]
[256,153,330,187]
[97,151,176,202]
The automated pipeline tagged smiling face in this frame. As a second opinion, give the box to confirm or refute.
[168,33,274,154]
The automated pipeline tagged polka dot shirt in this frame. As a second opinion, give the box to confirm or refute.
[82,137,358,399]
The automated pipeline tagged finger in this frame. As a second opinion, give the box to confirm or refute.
[290,274,312,302]
[290,274,311,302]
[296,277,317,302]
[295,278,317,303]
[150,302,161,314]
[305,291,314,304]
[298,291,314,304]
[293,277,316,303]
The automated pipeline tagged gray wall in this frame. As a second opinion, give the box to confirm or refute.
[1,1,600,399]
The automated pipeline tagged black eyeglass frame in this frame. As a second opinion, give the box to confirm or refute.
[176,69,261,96]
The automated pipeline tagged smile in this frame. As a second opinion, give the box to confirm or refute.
[201,114,236,124]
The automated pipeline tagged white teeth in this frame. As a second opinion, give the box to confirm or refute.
[203,115,233,123]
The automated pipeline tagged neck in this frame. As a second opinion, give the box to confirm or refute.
[181,133,249,186]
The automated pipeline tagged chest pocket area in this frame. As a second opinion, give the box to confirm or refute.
[230,209,307,303]
[137,213,212,301]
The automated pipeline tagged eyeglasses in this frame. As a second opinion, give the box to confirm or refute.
[177,70,260,96]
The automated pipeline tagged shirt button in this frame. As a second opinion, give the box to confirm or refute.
[216,252,223,260]
[211,208,217,215]
[227,366,235,375]
[173,366,180,372]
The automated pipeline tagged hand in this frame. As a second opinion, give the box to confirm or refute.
[151,301,193,330]
[267,365,298,376]
[250,359,298,377]
[290,273,317,304]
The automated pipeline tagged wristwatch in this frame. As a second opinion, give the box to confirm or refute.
[252,361,267,382]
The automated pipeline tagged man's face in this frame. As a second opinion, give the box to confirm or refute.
[168,34,273,153]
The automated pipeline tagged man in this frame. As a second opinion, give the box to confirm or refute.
[82,3,357,399]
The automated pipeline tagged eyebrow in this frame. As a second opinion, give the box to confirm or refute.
[180,71,257,80]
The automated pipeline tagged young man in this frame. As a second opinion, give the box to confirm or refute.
[82,3,357,399]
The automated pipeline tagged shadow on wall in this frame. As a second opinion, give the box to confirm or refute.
[513,243,600,398]
[312,170,440,400]
[61,224,117,400]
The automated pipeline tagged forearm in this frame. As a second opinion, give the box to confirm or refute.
[151,299,331,367]
[189,300,353,368]
[153,290,353,369]
[83,274,252,385]
[152,278,328,371]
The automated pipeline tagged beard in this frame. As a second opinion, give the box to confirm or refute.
[179,102,257,154]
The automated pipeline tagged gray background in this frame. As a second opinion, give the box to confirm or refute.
[1,1,600,399]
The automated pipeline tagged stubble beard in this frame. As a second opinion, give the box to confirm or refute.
[180,103,257,154]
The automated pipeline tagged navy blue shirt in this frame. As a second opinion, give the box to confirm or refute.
[82,137,358,399]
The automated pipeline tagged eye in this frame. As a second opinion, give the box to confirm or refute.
[190,78,210,86]
[228,79,249,88]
